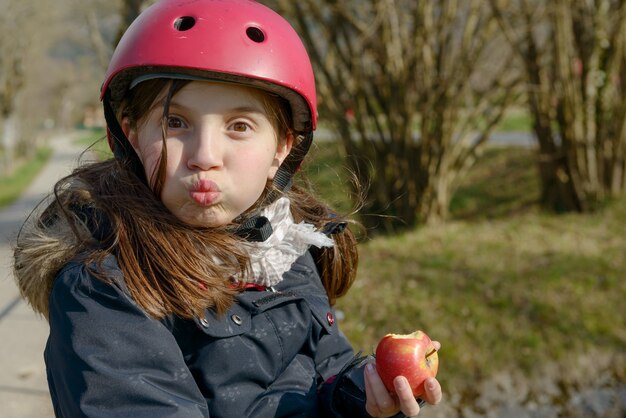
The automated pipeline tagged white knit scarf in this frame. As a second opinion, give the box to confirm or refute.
[235,197,335,287]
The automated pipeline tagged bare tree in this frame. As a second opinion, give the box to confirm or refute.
[70,0,125,71]
[491,0,626,212]
[270,0,520,232]
[0,0,153,176]
[114,0,147,46]
[0,0,33,175]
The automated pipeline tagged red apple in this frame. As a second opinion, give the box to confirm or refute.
[375,330,439,397]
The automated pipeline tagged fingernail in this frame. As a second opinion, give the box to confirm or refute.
[366,363,375,375]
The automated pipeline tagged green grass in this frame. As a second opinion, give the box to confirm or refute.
[450,146,541,219]
[297,141,356,215]
[336,203,626,392]
[0,129,108,209]
[75,128,111,160]
[320,107,534,147]
[308,144,626,394]
[0,147,53,208]
[496,108,533,132]
[298,138,624,395]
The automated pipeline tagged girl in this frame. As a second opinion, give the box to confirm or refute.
[14,0,442,416]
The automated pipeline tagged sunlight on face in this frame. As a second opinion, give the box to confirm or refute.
[125,81,292,227]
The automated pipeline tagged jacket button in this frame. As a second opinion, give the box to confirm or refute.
[326,312,335,326]
[200,318,209,328]
[231,314,243,325]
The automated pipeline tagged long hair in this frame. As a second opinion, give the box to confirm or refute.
[47,78,358,319]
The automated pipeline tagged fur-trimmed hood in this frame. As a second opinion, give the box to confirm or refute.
[12,196,333,321]
[13,199,91,320]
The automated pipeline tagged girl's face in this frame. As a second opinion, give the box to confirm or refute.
[123,81,292,227]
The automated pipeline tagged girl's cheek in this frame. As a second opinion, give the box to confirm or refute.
[138,144,165,176]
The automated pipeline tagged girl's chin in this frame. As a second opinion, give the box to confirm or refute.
[173,207,230,228]
[181,218,224,228]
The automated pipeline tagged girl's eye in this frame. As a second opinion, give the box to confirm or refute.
[232,122,249,132]
[167,116,186,129]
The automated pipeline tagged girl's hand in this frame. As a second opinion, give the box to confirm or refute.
[364,341,442,417]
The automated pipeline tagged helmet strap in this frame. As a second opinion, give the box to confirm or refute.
[235,131,314,242]
[234,215,274,242]
[269,131,313,197]
[102,90,147,183]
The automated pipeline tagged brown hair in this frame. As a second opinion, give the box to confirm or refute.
[47,78,358,319]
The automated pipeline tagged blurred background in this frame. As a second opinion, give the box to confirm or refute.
[0,0,624,417]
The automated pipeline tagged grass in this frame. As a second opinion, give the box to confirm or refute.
[298,141,356,215]
[337,203,626,392]
[0,129,107,209]
[75,128,111,160]
[449,146,541,219]
[320,144,626,394]
[0,147,53,208]
[496,107,533,132]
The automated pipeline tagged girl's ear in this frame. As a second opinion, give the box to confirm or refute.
[268,132,294,180]
[121,117,140,153]
[277,132,294,164]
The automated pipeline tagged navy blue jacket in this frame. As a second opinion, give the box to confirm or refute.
[45,252,370,417]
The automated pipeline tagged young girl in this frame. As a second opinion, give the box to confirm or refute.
[14,0,442,416]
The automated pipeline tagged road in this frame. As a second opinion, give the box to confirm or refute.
[0,131,87,418]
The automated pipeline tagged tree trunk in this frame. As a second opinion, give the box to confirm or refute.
[492,0,626,213]
[1,112,18,176]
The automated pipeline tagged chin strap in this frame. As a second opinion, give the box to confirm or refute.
[234,215,274,242]
[235,131,314,242]
[271,131,313,195]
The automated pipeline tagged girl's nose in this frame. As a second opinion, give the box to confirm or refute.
[187,128,223,171]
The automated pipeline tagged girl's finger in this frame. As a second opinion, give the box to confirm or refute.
[422,377,443,405]
[432,340,442,351]
[364,363,398,416]
[364,369,383,417]
[393,376,421,417]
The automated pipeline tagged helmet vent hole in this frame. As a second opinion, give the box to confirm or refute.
[246,27,265,43]
[174,16,196,31]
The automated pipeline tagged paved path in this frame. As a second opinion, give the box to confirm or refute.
[0,131,88,418]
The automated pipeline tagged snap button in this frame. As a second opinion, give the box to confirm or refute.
[199,318,209,328]
[326,312,335,326]
[231,314,243,325]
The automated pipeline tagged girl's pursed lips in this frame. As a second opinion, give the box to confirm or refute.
[189,179,220,206]
[191,178,220,193]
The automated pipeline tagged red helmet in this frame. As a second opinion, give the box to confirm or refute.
[101,0,317,133]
